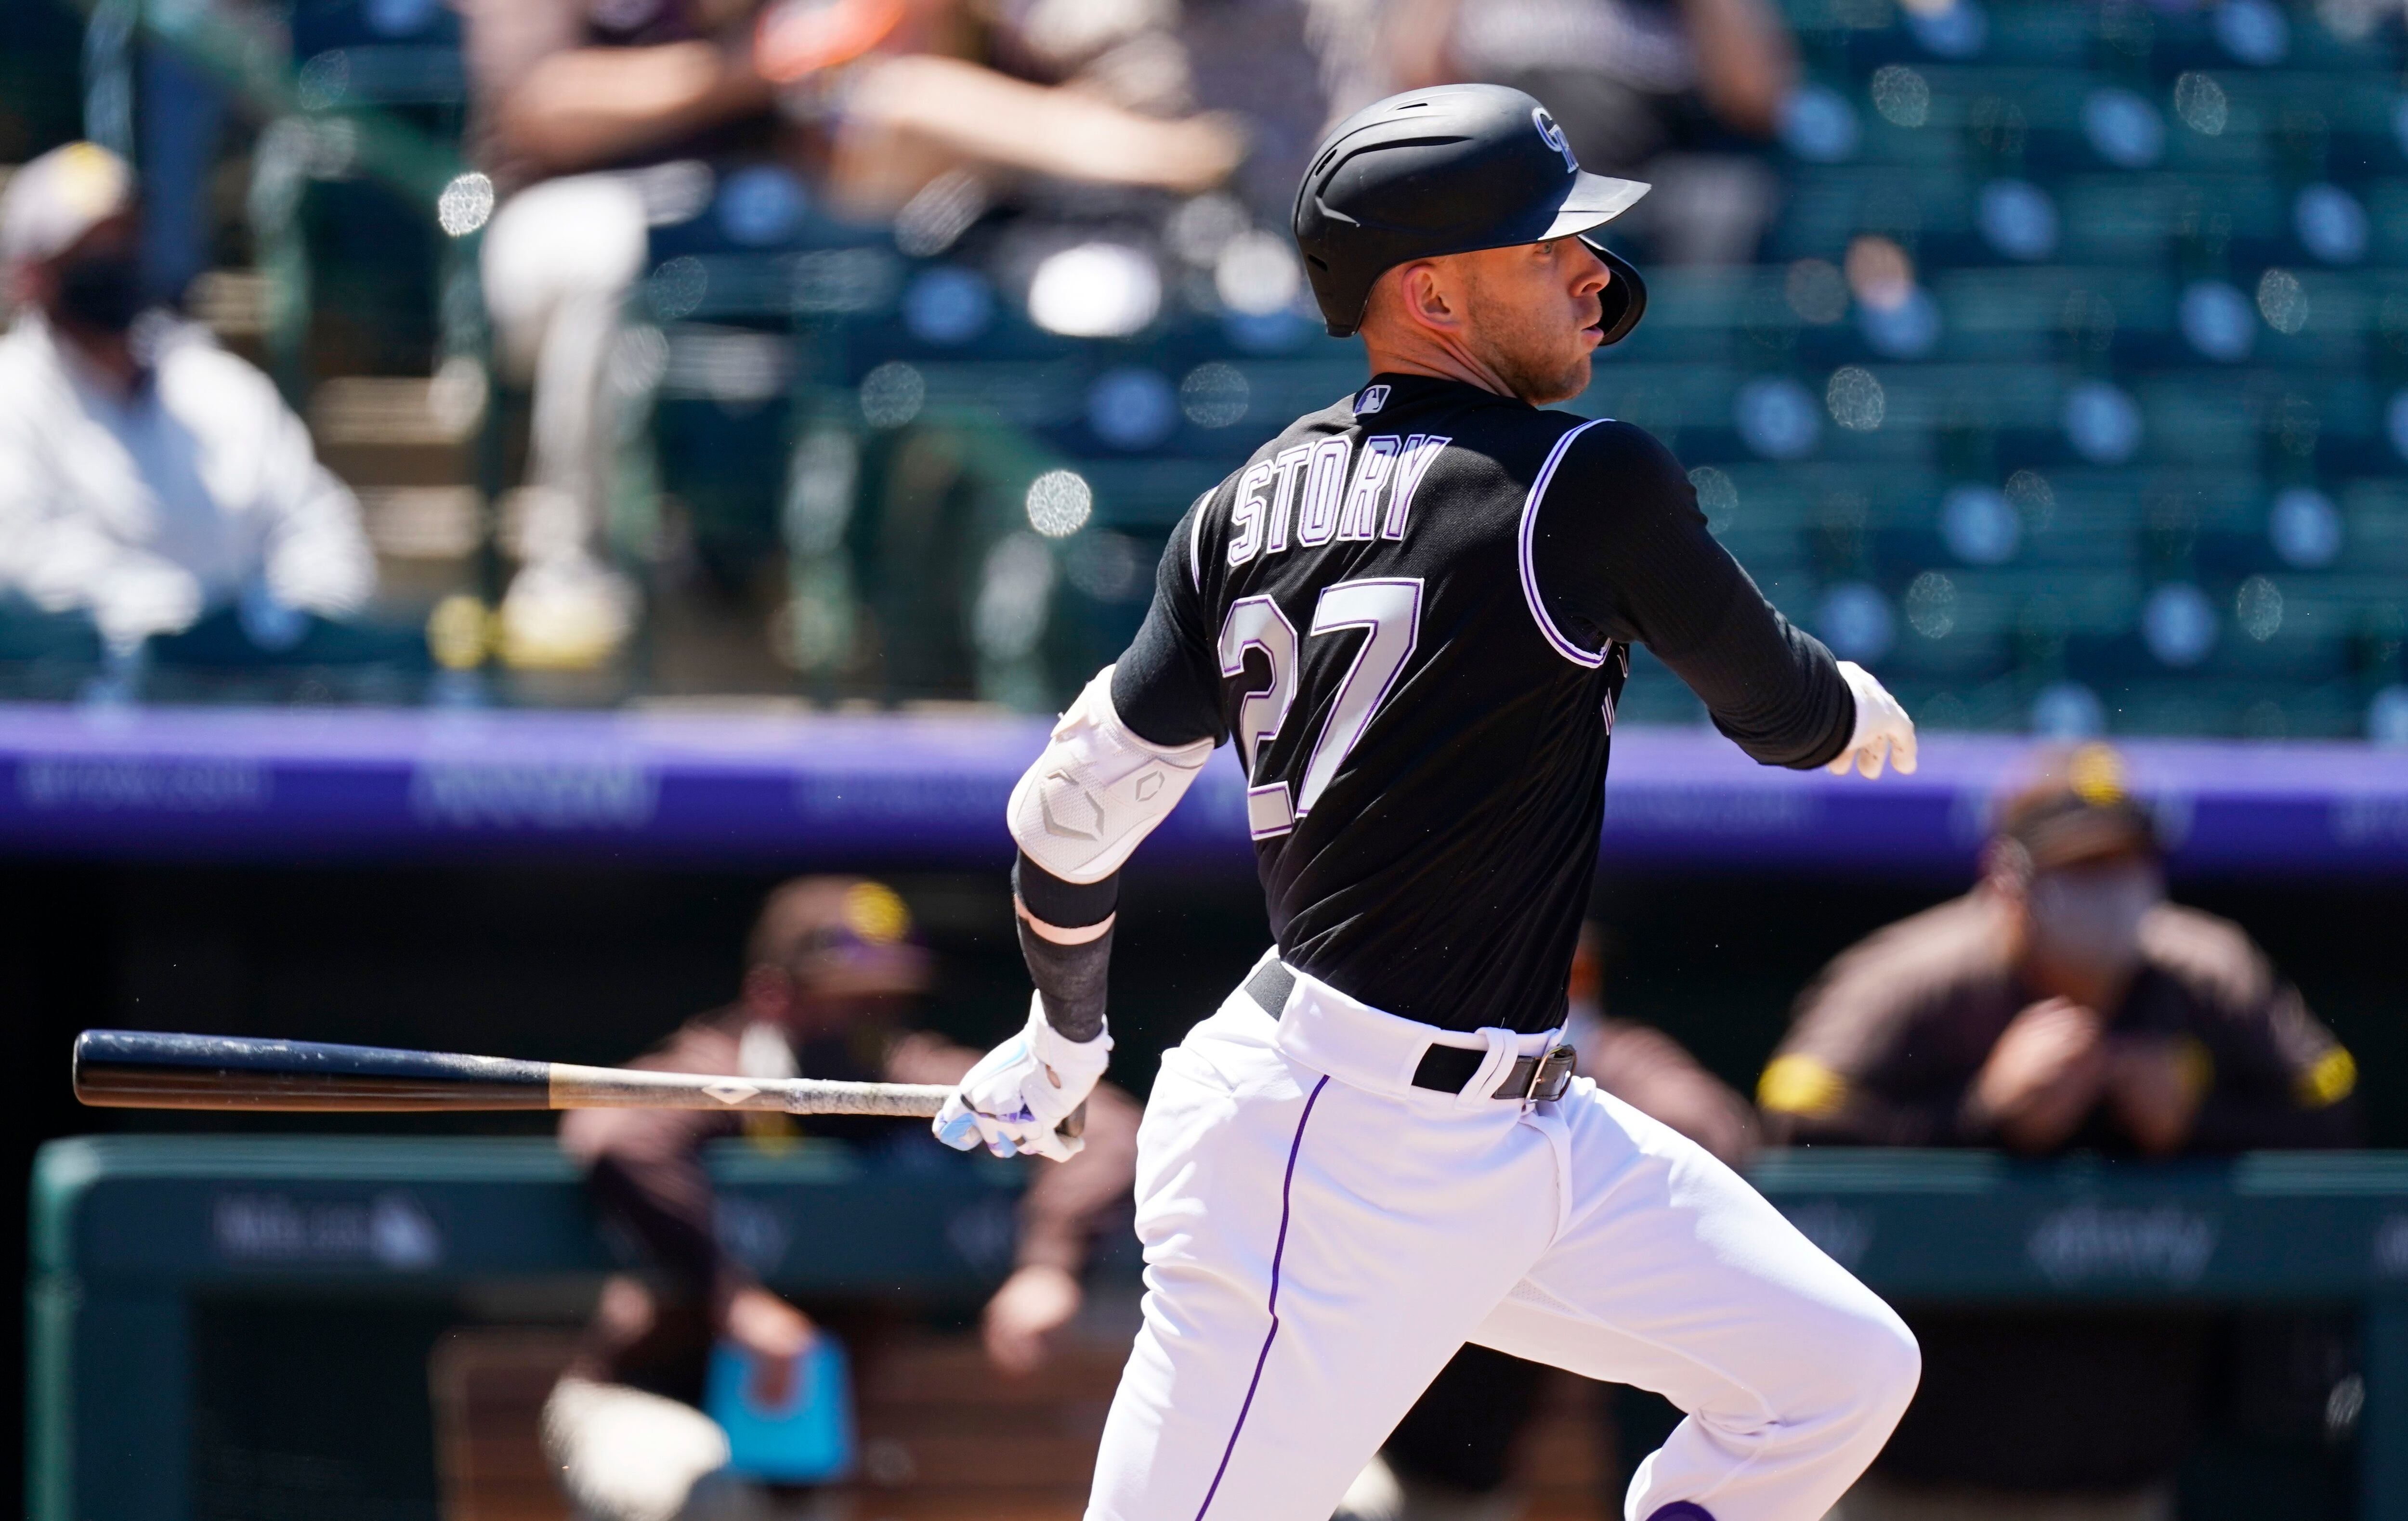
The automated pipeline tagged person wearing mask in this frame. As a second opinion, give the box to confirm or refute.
[0,142,376,671]
[1759,745,2361,1521]
[543,875,1140,1521]
[1338,924,1763,1521]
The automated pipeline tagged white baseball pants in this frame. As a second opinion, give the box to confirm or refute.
[1086,956,1919,1521]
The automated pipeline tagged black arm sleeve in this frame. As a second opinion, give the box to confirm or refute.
[1111,490,1229,749]
[1012,853,1116,1042]
[1531,423,1853,769]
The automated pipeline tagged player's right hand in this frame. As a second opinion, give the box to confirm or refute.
[933,994,1110,1163]
[1826,660,1917,779]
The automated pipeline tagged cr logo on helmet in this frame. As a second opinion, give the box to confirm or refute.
[1532,107,1578,173]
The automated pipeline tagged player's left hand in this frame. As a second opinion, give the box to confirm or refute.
[1826,661,1917,779]
[933,994,1111,1162]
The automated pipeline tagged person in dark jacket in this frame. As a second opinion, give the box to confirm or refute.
[1763,747,2356,1159]
[542,875,1139,1521]
[1760,745,2361,1521]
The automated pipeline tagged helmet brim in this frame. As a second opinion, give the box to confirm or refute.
[1541,173,1651,241]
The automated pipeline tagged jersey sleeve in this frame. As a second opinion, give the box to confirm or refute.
[2148,910,2363,1150]
[1109,486,1229,749]
[1759,921,1985,1147]
[1530,423,1851,770]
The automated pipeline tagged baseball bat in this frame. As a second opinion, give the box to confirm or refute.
[72,1029,955,1118]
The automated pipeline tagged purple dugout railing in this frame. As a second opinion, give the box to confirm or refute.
[0,703,2402,877]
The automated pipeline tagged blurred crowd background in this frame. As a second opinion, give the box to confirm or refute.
[4,0,2408,736]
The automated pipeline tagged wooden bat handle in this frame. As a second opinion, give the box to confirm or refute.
[546,1063,951,1118]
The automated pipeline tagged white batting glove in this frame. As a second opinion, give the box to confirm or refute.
[932,995,1110,1163]
[1826,661,1918,779]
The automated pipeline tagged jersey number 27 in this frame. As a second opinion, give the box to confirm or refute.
[1217,577,1422,840]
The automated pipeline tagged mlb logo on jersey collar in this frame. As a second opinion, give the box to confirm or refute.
[1355,384,1390,414]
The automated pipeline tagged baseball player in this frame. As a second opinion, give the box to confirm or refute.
[933,83,1924,1521]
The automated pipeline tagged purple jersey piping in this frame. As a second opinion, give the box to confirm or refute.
[1188,488,1212,589]
[1193,1073,1331,1520]
[1516,418,1611,669]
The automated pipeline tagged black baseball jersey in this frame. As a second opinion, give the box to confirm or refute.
[1113,372,1852,1035]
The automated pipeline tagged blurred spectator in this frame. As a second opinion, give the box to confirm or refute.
[1387,0,1793,264]
[0,143,377,665]
[1337,924,1760,1521]
[1759,745,2361,1521]
[543,875,1140,1521]
[1763,746,2358,1157]
[1175,0,1365,221]
[460,0,1242,670]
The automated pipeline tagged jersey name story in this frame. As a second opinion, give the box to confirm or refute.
[1223,429,1451,561]
[1111,373,1855,1035]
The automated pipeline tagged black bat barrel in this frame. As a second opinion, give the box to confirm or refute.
[73,1030,555,1111]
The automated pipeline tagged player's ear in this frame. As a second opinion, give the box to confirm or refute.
[1397,260,1462,332]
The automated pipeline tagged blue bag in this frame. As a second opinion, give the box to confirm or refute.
[704,1335,856,1483]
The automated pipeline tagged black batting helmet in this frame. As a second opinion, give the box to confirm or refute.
[1293,84,1651,342]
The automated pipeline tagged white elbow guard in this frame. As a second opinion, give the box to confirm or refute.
[1009,665,1215,884]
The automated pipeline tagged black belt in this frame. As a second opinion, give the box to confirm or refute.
[1243,961,1577,1103]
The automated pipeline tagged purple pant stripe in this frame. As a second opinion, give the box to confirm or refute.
[1192,1073,1330,1521]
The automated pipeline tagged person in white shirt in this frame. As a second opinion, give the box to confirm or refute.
[0,141,376,659]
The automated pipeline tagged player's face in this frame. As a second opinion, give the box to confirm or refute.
[1456,238,1613,405]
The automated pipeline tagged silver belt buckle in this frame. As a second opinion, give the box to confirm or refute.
[1523,1044,1576,1102]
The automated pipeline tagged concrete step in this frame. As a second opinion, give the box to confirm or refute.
[360,484,484,601]
[188,269,269,356]
[310,366,483,489]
